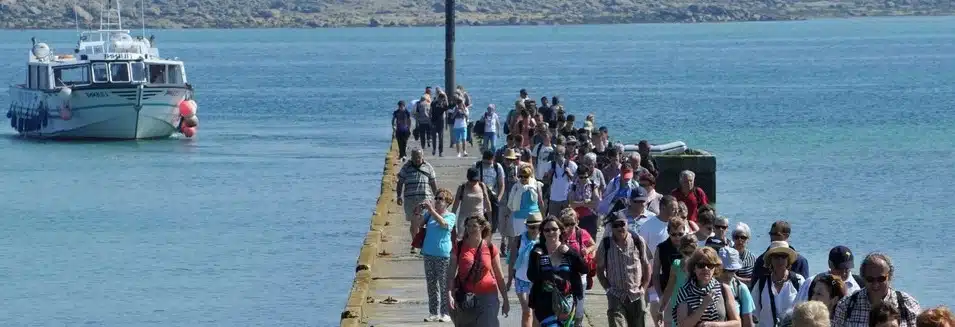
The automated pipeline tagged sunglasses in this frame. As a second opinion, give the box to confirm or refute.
[695,263,719,270]
[542,227,560,233]
[733,235,749,240]
[436,197,451,202]
[563,223,577,228]
[865,275,889,283]
[669,232,685,237]
[526,224,539,229]
[519,175,530,179]
[714,225,728,230]
[611,221,627,229]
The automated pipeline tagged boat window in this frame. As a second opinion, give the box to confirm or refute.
[166,64,183,84]
[110,62,130,83]
[147,64,167,83]
[92,63,108,83]
[53,65,91,87]
[38,66,49,89]
[131,62,146,82]
[28,65,37,89]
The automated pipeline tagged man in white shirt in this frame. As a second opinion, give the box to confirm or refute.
[794,245,863,303]
[639,195,688,326]
[543,145,576,217]
[481,104,502,153]
[531,131,554,180]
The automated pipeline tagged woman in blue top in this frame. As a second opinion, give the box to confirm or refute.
[420,188,457,322]
[506,164,545,244]
[717,247,756,327]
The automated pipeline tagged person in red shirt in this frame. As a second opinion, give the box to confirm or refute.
[670,170,709,223]
[448,215,510,325]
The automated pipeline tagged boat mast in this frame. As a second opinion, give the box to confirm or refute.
[140,0,146,37]
[100,0,123,31]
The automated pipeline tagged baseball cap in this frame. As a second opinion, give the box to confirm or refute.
[828,245,855,270]
[630,186,648,202]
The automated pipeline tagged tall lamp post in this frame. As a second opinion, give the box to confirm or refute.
[444,0,455,98]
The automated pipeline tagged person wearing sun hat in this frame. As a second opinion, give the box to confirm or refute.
[495,146,523,257]
[507,212,543,327]
[751,241,806,327]
[751,220,810,287]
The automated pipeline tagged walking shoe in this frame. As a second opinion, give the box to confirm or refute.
[439,314,452,322]
[424,315,440,322]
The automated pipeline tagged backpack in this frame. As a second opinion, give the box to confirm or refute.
[754,273,803,325]
[472,119,487,135]
[548,160,572,185]
[473,161,501,195]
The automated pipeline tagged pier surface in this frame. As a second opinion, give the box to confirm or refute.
[341,134,615,327]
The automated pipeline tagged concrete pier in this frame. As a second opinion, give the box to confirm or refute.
[340,134,616,327]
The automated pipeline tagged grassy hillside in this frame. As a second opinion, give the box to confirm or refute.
[0,0,953,28]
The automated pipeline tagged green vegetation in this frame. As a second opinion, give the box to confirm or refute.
[1,0,953,29]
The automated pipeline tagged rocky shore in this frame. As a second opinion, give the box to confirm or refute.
[1,0,953,29]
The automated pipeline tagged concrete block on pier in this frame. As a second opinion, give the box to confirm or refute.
[654,149,717,203]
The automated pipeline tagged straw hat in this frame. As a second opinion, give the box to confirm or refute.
[525,213,543,225]
[763,241,798,267]
[503,148,519,160]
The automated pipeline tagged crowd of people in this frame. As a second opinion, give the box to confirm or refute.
[392,88,953,327]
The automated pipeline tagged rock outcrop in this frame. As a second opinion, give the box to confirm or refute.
[0,0,952,29]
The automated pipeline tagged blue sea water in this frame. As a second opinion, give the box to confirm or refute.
[0,16,953,326]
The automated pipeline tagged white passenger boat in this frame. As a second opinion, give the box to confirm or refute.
[5,0,197,139]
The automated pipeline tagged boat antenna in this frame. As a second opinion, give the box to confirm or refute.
[72,0,80,34]
[141,0,146,37]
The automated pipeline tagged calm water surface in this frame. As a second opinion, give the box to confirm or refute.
[0,16,952,326]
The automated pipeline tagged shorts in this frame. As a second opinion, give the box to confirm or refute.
[515,279,532,294]
[403,197,427,222]
[452,127,467,144]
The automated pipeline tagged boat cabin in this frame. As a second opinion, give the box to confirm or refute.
[21,30,186,91]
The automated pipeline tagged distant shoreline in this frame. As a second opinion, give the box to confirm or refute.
[1,13,952,30]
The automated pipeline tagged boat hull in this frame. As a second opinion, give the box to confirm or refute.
[7,85,190,140]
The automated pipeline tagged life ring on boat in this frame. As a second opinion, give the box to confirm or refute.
[59,103,72,121]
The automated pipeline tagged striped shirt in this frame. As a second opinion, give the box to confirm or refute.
[831,289,920,327]
[397,162,436,201]
[597,232,649,302]
[737,249,757,279]
[672,278,726,323]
